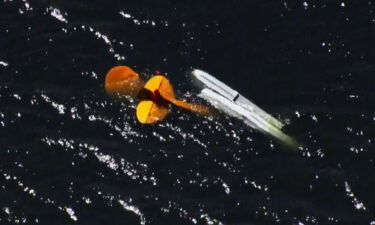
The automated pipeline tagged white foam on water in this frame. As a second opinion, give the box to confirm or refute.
[0,61,8,67]
[119,10,162,27]
[48,7,68,23]
[40,137,158,186]
[344,181,367,211]
[1,168,77,223]
[118,199,146,225]
[64,207,78,222]
[40,93,66,115]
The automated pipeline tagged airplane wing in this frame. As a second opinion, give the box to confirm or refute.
[191,69,296,148]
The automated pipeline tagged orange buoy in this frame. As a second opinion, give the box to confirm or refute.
[143,75,212,116]
[105,65,212,124]
[105,66,144,97]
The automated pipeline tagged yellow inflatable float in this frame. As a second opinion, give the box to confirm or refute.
[105,66,211,124]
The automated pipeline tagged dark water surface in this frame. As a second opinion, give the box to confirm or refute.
[1,0,375,224]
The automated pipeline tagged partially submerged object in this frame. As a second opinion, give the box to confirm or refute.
[105,66,211,124]
[192,69,297,148]
[104,66,296,148]
[105,66,144,97]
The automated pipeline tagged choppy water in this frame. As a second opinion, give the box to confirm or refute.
[1,0,375,224]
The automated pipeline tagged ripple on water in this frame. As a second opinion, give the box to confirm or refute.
[2,0,375,224]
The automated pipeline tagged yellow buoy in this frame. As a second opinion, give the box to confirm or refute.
[144,75,164,93]
[146,75,211,115]
[136,100,169,124]
[105,65,212,124]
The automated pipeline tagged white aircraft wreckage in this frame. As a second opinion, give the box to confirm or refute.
[192,69,297,149]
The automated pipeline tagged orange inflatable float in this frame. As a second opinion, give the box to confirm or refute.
[105,66,211,124]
